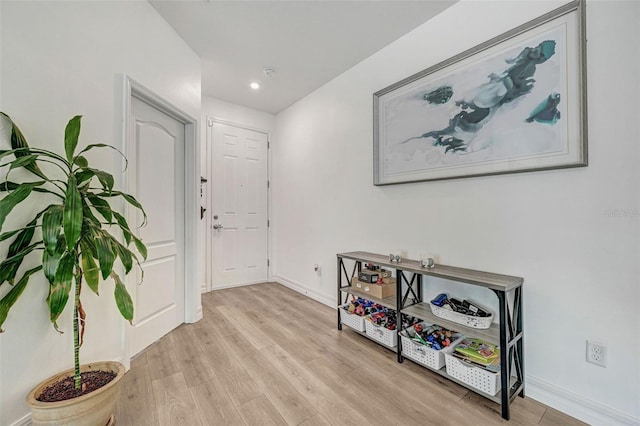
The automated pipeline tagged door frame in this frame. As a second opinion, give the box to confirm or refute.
[122,76,201,367]
[205,116,271,292]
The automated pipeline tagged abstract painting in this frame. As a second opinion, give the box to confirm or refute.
[373,0,587,185]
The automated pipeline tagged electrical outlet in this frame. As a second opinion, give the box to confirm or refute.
[586,340,607,367]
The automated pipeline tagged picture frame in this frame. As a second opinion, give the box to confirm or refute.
[373,0,587,185]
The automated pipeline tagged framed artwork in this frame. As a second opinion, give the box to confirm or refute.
[373,0,587,185]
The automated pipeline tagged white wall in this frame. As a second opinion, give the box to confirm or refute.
[0,1,201,424]
[201,96,276,290]
[273,1,640,424]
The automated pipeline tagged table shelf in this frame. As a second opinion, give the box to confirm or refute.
[336,251,524,421]
[402,302,500,344]
[340,285,396,310]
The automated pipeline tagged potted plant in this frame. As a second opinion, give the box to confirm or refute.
[0,112,147,425]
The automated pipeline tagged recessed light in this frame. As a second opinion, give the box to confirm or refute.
[250,82,260,90]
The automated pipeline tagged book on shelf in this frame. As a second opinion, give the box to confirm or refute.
[454,338,500,372]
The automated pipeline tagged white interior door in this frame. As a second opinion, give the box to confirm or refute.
[210,121,268,289]
[129,97,185,356]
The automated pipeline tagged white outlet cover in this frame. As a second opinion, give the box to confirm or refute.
[586,340,607,367]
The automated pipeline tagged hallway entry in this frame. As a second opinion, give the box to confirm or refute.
[208,120,269,289]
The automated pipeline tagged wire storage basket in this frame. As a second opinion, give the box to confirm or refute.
[340,304,367,332]
[430,302,493,329]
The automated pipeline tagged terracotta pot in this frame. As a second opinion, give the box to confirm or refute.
[26,361,125,426]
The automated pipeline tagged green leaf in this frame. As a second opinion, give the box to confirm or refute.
[8,154,38,171]
[0,266,42,332]
[63,175,82,250]
[42,236,65,284]
[111,237,133,274]
[0,241,41,286]
[79,234,98,258]
[109,211,146,262]
[42,205,63,254]
[74,156,88,168]
[121,194,145,221]
[0,146,64,164]
[48,250,75,323]
[0,228,22,242]
[0,182,19,192]
[132,235,147,261]
[0,207,48,285]
[111,272,133,323]
[80,240,100,295]
[64,115,82,163]
[0,148,26,159]
[76,143,127,169]
[94,231,115,280]
[81,199,101,228]
[0,217,38,285]
[112,211,131,244]
[75,170,94,186]
[1,181,62,197]
[87,193,112,223]
[98,191,147,226]
[0,181,45,231]
[9,219,36,254]
[76,143,115,155]
[111,214,147,260]
[0,211,42,243]
[0,112,48,179]
[0,241,41,265]
[89,168,114,194]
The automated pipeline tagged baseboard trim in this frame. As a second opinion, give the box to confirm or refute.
[209,280,266,291]
[526,375,640,425]
[193,304,203,322]
[272,275,335,308]
[10,413,30,426]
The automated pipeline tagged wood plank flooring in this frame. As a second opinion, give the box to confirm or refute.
[115,283,585,426]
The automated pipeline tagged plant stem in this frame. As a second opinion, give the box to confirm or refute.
[73,261,82,390]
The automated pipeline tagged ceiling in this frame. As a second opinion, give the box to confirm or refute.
[149,0,457,115]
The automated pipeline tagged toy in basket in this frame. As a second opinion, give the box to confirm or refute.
[445,338,501,395]
[430,293,493,329]
[365,310,397,347]
[340,298,382,332]
[365,310,419,348]
[400,322,462,370]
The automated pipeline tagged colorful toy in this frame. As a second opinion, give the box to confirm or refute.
[410,323,458,350]
[343,297,383,317]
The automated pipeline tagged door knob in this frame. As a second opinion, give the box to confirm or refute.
[213,224,223,230]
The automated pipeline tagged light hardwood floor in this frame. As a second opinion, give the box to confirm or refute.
[115,283,585,426]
